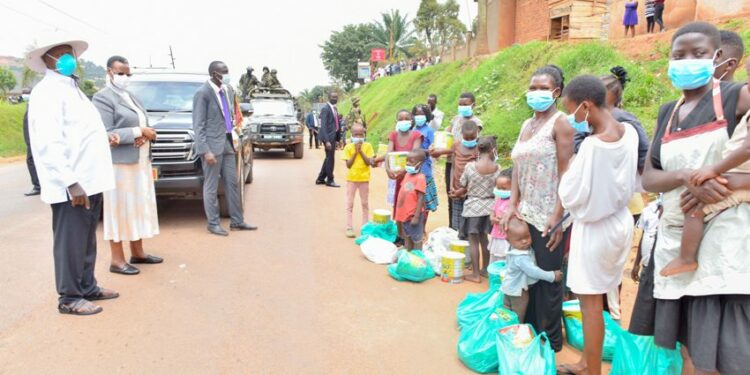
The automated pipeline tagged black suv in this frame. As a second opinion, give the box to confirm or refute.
[128,71,253,216]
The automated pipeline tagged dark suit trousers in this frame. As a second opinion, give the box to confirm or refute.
[51,194,102,304]
[23,114,40,189]
[317,146,336,184]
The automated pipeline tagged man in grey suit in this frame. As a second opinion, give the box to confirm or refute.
[193,61,257,236]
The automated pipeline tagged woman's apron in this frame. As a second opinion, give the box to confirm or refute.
[654,79,750,299]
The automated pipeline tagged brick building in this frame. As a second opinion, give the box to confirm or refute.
[443,0,750,61]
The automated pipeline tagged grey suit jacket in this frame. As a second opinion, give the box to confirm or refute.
[192,82,236,156]
[92,86,150,164]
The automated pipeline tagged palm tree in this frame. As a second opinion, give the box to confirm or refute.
[371,9,417,61]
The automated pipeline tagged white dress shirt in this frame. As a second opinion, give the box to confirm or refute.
[209,80,229,120]
[28,70,115,204]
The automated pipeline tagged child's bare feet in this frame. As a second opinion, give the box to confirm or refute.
[465,273,482,283]
[660,257,699,277]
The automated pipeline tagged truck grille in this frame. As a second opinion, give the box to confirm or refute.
[152,129,194,161]
[260,124,287,134]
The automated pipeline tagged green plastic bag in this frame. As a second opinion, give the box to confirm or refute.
[387,250,435,282]
[496,324,555,375]
[457,307,519,373]
[487,261,506,290]
[456,290,504,331]
[610,332,683,375]
[562,300,623,361]
[355,220,398,245]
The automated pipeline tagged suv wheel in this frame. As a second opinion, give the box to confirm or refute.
[293,142,304,159]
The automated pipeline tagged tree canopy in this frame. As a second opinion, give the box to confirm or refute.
[0,67,17,99]
[371,9,416,61]
[414,0,466,56]
[320,23,377,88]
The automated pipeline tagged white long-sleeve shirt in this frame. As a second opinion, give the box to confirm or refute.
[28,69,115,204]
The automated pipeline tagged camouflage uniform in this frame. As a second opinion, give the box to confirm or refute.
[260,67,272,87]
[346,98,366,129]
[269,70,282,88]
[239,68,260,99]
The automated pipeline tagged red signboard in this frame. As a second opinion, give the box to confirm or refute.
[371,48,386,62]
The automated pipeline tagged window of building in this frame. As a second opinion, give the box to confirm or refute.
[550,15,570,40]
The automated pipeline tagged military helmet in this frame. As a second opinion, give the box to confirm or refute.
[246,66,253,72]
[271,69,277,74]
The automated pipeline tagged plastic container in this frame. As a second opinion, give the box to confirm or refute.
[372,209,392,224]
[387,151,408,171]
[440,251,465,284]
[435,131,454,150]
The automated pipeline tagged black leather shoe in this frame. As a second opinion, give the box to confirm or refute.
[208,225,229,236]
[110,263,140,275]
[315,180,326,185]
[24,187,41,196]
[230,223,258,231]
[130,254,164,264]
[326,182,341,188]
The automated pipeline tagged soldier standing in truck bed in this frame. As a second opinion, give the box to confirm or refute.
[269,69,282,88]
[260,67,272,87]
[239,66,260,99]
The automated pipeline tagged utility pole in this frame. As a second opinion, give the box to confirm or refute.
[168,46,176,69]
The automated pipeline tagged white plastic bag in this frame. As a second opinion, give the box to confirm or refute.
[360,237,399,264]
[423,227,460,274]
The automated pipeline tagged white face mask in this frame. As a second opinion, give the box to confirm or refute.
[222,74,232,86]
[111,74,130,90]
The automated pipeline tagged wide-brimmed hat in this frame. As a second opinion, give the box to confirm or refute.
[25,40,88,73]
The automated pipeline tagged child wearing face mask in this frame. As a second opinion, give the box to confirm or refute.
[489,169,513,264]
[395,150,428,251]
[412,104,439,223]
[457,136,500,283]
[387,110,423,243]
[343,123,375,238]
[431,120,480,241]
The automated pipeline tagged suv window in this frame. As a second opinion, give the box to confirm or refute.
[251,99,295,117]
[128,81,203,112]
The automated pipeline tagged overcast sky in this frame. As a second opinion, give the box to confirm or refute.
[0,0,475,93]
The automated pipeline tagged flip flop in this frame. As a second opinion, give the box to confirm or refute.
[58,299,103,316]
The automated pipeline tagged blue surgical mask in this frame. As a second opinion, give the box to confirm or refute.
[47,53,77,77]
[396,120,412,132]
[458,105,473,117]
[567,103,589,133]
[526,90,556,112]
[221,74,232,86]
[405,164,420,174]
[414,115,427,127]
[350,137,364,144]
[494,188,511,200]
[462,139,477,148]
[668,55,716,90]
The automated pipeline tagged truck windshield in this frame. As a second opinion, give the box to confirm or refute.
[128,81,203,112]
[251,99,295,117]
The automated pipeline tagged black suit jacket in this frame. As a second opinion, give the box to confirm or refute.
[318,104,338,143]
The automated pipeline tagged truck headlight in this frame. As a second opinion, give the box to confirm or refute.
[250,124,258,133]
[289,124,302,133]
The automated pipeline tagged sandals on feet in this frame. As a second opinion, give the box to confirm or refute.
[58,299,103,316]
[87,288,120,301]
[556,363,586,375]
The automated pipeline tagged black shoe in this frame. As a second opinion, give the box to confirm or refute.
[230,222,258,231]
[326,182,341,188]
[109,263,140,275]
[315,180,326,185]
[24,187,40,196]
[130,254,164,264]
[208,225,229,236]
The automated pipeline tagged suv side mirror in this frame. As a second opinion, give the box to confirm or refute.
[240,103,253,117]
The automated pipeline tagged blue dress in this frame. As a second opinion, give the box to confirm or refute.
[623,2,639,26]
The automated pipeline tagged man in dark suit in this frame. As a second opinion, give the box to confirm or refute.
[193,61,257,236]
[315,92,340,188]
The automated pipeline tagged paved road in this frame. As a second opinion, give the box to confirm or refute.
[0,148,626,373]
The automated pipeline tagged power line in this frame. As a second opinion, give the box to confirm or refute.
[36,0,107,34]
[0,2,65,32]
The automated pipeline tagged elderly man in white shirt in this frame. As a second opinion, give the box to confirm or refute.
[26,40,120,316]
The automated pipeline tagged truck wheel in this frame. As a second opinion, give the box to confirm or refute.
[293,142,304,159]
